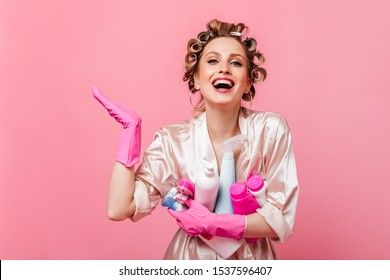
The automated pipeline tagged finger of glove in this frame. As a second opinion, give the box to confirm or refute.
[168,211,189,232]
[92,87,140,127]
[92,87,114,110]
[182,198,194,208]
[116,102,141,125]
[183,198,208,212]
[167,208,183,219]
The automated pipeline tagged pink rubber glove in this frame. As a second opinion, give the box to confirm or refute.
[92,86,141,167]
[168,198,246,240]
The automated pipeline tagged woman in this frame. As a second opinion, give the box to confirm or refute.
[93,19,299,260]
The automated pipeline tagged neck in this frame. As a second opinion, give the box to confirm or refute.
[205,104,242,143]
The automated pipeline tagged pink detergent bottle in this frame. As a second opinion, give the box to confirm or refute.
[246,174,268,208]
[230,182,260,244]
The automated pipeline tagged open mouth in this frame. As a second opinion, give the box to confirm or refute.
[212,78,234,90]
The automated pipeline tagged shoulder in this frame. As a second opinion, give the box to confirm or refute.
[154,113,203,141]
[243,109,291,140]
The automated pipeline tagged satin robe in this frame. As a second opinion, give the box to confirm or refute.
[132,108,299,260]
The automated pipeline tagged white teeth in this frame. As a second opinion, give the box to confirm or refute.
[213,79,233,86]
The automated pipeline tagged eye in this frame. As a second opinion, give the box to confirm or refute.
[207,59,218,64]
[231,60,242,67]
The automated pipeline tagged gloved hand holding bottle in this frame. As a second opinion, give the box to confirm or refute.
[162,178,214,240]
[92,86,141,167]
[162,178,195,211]
[168,198,246,241]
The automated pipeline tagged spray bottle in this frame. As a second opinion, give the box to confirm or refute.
[214,134,247,214]
[199,135,247,257]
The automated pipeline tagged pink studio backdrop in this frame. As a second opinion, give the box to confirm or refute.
[1,0,389,259]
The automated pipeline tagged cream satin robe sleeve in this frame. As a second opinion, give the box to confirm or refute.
[251,113,299,243]
[131,128,178,222]
[131,114,206,223]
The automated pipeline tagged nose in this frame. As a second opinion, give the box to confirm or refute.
[218,60,231,74]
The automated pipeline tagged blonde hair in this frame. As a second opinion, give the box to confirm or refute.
[183,19,267,105]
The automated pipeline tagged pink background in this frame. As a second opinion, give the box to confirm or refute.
[1,0,389,259]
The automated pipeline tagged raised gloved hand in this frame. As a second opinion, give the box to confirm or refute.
[92,86,141,167]
[168,198,246,240]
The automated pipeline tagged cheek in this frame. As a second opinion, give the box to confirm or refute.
[193,72,199,85]
[238,73,250,86]
[198,69,213,83]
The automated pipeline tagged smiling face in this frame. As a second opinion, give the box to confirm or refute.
[194,37,252,111]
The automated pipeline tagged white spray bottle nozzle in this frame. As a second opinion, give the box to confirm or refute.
[222,134,247,159]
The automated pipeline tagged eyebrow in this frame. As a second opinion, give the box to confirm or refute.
[204,51,245,60]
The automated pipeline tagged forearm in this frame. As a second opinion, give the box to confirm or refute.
[107,162,136,221]
[243,212,277,239]
[92,87,141,221]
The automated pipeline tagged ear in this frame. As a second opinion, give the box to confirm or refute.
[193,72,200,90]
[246,78,253,93]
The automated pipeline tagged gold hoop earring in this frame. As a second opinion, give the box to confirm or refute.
[189,92,204,110]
